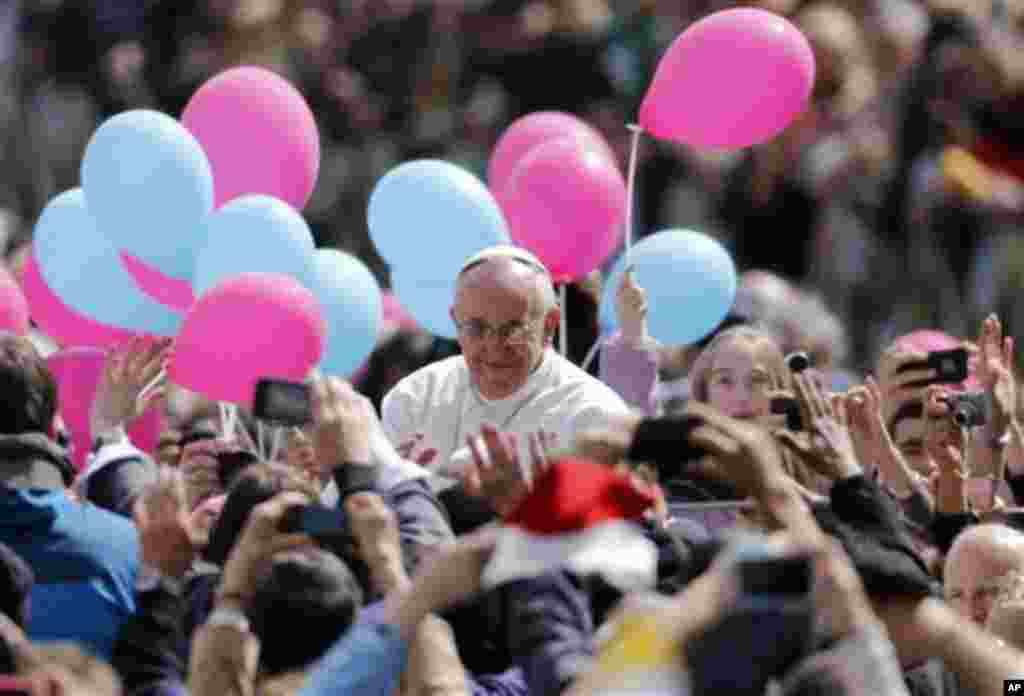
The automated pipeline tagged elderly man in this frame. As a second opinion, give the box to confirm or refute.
[945,523,1024,626]
[382,247,630,482]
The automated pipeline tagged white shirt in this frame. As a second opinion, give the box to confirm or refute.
[382,349,631,480]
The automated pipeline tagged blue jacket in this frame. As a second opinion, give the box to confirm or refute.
[0,486,139,658]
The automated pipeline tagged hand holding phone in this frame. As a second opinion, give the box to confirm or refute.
[280,504,351,542]
[895,348,969,387]
[253,379,313,426]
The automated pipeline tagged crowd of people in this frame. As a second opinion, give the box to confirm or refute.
[0,0,1022,695]
[0,243,1017,695]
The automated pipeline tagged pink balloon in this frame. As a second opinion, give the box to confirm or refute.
[47,347,164,471]
[501,137,626,282]
[489,112,616,197]
[121,252,196,313]
[168,272,326,406]
[182,66,320,210]
[23,253,138,349]
[640,8,815,150]
[0,265,29,335]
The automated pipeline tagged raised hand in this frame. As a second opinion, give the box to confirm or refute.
[685,401,825,542]
[616,270,650,345]
[462,425,555,517]
[90,337,172,436]
[977,314,1016,435]
[135,468,203,579]
[217,492,312,607]
[775,372,861,481]
[310,377,375,468]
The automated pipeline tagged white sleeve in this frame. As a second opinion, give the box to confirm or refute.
[377,383,433,488]
[568,395,632,448]
[380,382,415,447]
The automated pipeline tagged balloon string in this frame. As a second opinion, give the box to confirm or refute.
[624,124,643,265]
[137,367,166,407]
[559,284,568,357]
[219,403,228,436]
[269,426,283,464]
[581,336,602,372]
[225,404,238,444]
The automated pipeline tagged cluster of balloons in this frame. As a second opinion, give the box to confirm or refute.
[490,112,625,283]
[28,66,384,414]
[368,8,812,345]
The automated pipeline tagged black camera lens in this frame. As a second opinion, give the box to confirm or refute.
[785,352,811,374]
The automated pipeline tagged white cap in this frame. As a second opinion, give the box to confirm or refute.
[459,245,550,277]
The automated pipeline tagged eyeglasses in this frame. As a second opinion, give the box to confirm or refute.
[453,318,539,346]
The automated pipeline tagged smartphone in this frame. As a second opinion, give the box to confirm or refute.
[770,397,804,432]
[0,677,32,695]
[896,347,969,385]
[280,504,351,542]
[216,449,260,491]
[627,415,708,474]
[253,379,313,426]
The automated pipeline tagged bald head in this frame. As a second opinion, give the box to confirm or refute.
[456,256,557,316]
[945,524,1024,625]
[948,524,1024,569]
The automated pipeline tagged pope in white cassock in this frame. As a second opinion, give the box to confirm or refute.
[381,246,631,483]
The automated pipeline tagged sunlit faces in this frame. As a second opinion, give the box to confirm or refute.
[452,260,556,401]
[704,339,776,420]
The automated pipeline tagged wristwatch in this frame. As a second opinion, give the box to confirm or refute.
[206,606,251,634]
[136,566,185,596]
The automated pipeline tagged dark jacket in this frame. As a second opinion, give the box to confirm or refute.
[111,585,189,696]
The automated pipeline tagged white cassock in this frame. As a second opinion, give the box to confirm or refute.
[381,348,631,483]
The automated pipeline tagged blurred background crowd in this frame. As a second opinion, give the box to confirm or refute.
[0,0,1022,377]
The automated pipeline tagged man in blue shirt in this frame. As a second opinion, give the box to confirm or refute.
[0,333,138,658]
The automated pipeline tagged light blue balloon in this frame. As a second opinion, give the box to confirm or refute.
[80,110,214,281]
[193,195,316,297]
[312,249,383,377]
[33,189,183,335]
[368,160,510,279]
[390,271,457,340]
[607,230,737,346]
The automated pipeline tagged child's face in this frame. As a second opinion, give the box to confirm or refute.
[705,339,774,420]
